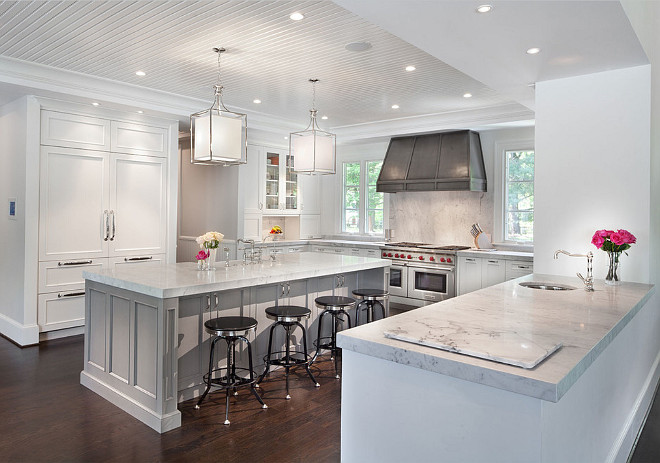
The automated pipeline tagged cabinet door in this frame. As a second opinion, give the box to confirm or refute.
[264,151,281,213]
[300,214,321,239]
[110,121,168,157]
[482,258,506,288]
[263,150,301,215]
[299,173,320,214]
[240,145,264,213]
[38,290,86,331]
[109,154,167,257]
[41,110,111,151]
[39,146,110,261]
[283,152,300,213]
[457,256,482,295]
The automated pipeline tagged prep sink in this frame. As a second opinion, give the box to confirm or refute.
[519,281,577,291]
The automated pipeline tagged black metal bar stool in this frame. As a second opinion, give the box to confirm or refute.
[257,305,319,399]
[311,295,356,380]
[352,289,389,325]
[195,316,267,425]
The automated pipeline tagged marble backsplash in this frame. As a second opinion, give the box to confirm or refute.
[388,190,494,246]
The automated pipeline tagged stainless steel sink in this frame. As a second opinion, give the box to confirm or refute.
[519,281,577,291]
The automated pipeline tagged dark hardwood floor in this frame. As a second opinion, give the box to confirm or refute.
[0,335,341,462]
[3,333,660,462]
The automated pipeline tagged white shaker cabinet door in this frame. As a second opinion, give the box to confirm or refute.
[109,154,167,257]
[299,173,320,215]
[41,110,111,151]
[39,146,110,261]
[110,121,168,157]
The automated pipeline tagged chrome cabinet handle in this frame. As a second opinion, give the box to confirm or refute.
[124,256,153,261]
[103,210,109,241]
[206,295,211,311]
[214,294,219,308]
[110,210,116,241]
[287,282,291,295]
[258,202,263,210]
[281,284,286,297]
[58,291,85,298]
[58,260,93,266]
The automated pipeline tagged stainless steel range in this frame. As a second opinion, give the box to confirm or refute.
[380,242,470,311]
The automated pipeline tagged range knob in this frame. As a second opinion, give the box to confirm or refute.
[407,255,412,259]
[388,253,393,257]
[440,257,446,262]
[382,252,387,257]
[447,257,452,263]
[419,256,424,260]
[394,253,399,258]
[429,256,435,262]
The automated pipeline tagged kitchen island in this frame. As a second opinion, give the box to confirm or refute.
[337,274,657,462]
[80,252,389,433]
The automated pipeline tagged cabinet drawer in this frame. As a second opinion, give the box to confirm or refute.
[108,254,166,270]
[350,248,361,256]
[288,247,303,253]
[39,258,106,293]
[41,110,111,151]
[38,290,85,332]
[110,121,168,157]
[506,260,534,280]
[365,249,379,258]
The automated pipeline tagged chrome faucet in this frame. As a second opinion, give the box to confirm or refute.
[238,239,256,264]
[263,234,277,261]
[554,249,594,291]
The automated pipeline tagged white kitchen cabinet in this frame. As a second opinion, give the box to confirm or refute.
[241,145,264,213]
[482,258,506,288]
[38,258,106,294]
[506,260,534,280]
[41,110,111,151]
[110,121,168,157]
[243,212,263,242]
[108,254,166,270]
[458,256,482,295]
[300,214,321,239]
[299,173,320,214]
[264,149,300,215]
[38,290,86,332]
[363,248,380,258]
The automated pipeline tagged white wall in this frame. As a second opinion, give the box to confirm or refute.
[535,66,651,283]
[0,97,27,329]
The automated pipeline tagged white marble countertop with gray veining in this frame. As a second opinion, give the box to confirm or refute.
[337,274,654,402]
[83,252,389,299]
[457,249,534,260]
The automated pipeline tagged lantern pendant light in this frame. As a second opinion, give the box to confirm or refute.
[290,79,336,174]
[190,47,247,165]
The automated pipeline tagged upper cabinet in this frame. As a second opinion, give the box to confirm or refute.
[264,149,300,215]
[41,110,111,151]
[110,121,168,157]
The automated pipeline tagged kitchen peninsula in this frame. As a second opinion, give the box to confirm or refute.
[338,275,656,462]
[80,252,389,433]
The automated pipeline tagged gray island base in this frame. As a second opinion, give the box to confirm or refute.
[80,252,389,433]
[338,274,657,463]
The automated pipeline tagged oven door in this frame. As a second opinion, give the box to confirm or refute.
[388,263,408,298]
[407,264,455,303]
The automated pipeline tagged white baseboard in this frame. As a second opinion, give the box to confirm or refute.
[0,312,39,346]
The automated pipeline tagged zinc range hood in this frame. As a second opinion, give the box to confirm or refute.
[376,130,486,193]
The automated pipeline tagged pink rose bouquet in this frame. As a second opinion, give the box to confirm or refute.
[591,229,636,254]
[196,250,210,261]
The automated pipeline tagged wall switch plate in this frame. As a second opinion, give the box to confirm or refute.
[8,198,16,220]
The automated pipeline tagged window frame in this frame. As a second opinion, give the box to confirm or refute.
[339,158,386,236]
[493,139,535,245]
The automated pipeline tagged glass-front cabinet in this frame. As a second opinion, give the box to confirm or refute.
[264,150,299,214]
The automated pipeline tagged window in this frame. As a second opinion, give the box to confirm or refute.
[504,150,534,242]
[342,160,384,235]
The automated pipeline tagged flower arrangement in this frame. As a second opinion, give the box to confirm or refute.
[196,231,224,250]
[196,250,210,261]
[591,229,636,253]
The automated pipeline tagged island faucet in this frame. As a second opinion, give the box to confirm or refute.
[238,238,256,264]
[554,249,594,291]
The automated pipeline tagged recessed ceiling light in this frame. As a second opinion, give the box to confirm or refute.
[284,136,288,140]
[92,102,100,106]
[135,70,146,76]
[290,12,304,21]
[405,65,416,72]
[345,41,372,52]
[476,5,492,13]
[321,115,328,120]
[463,93,473,98]
[526,47,541,55]
[253,99,261,104]
[137,110,144,114]
[391,104,399,109]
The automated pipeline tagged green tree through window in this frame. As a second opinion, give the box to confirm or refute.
[342,160,384,234]
[505,150,534,242]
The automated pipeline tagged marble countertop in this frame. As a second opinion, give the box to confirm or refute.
[337,274,654,402]
[83,252,390,299]
[457,249,534,260]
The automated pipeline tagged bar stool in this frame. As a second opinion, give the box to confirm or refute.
[352,289,389,325]
[195,316,267,425]
[311,295,356,380]
[257,305,319,400]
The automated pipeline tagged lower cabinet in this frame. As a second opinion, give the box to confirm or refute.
[458,256,533,296]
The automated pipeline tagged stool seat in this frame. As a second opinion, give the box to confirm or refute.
[265,305,311,323]
[352,288,389,300]
[204,316,258,337]
[315,295,356,310]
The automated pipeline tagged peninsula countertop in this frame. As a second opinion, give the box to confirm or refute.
[337,274,655,402]
[83,252,390,299]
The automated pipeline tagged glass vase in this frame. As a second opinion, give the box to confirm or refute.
[605,250,622,286]
[206,247,217,271]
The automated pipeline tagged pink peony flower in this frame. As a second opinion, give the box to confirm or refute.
[196,250,210,261]
[610,232,626,246]
[591,233,605,248]
[597,229,614,238]
[617,229,637,244]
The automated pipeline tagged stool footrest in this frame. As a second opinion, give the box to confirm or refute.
[203,366,258,389]
[263,350,310,367]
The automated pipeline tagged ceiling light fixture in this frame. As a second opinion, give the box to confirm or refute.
[290,79,336,175]
[290,12,304,21]
[253,99,261,104]
[135,70,146,76]
[92,102,100,106]
[526,47,541,55]
[190,47,247,166]
[321,115,328,120]
[463,93,473,98]
[405,65,416,72]
[137,110,144,114]
[476,5,492,13]
[391,104,400,109]
[345,41,372,52]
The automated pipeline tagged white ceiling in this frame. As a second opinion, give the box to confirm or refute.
[0,0,648,139]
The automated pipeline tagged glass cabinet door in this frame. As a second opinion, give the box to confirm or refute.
[285,154,298,211]
[265,152,280,211]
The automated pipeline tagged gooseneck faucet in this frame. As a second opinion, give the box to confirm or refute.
[237,238,256,264]
[554,249,594,291]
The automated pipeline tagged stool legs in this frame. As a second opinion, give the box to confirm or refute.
[355,300,387,326]
[313,309,351,379]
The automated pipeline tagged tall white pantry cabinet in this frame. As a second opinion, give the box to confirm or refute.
[34,102,177,339]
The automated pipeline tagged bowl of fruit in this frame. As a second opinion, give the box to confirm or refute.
[269,225,283,240]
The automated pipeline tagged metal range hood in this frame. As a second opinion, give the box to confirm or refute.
[376,130,486,193]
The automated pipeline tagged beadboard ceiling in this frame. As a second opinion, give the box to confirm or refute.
[0,0,648,136]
